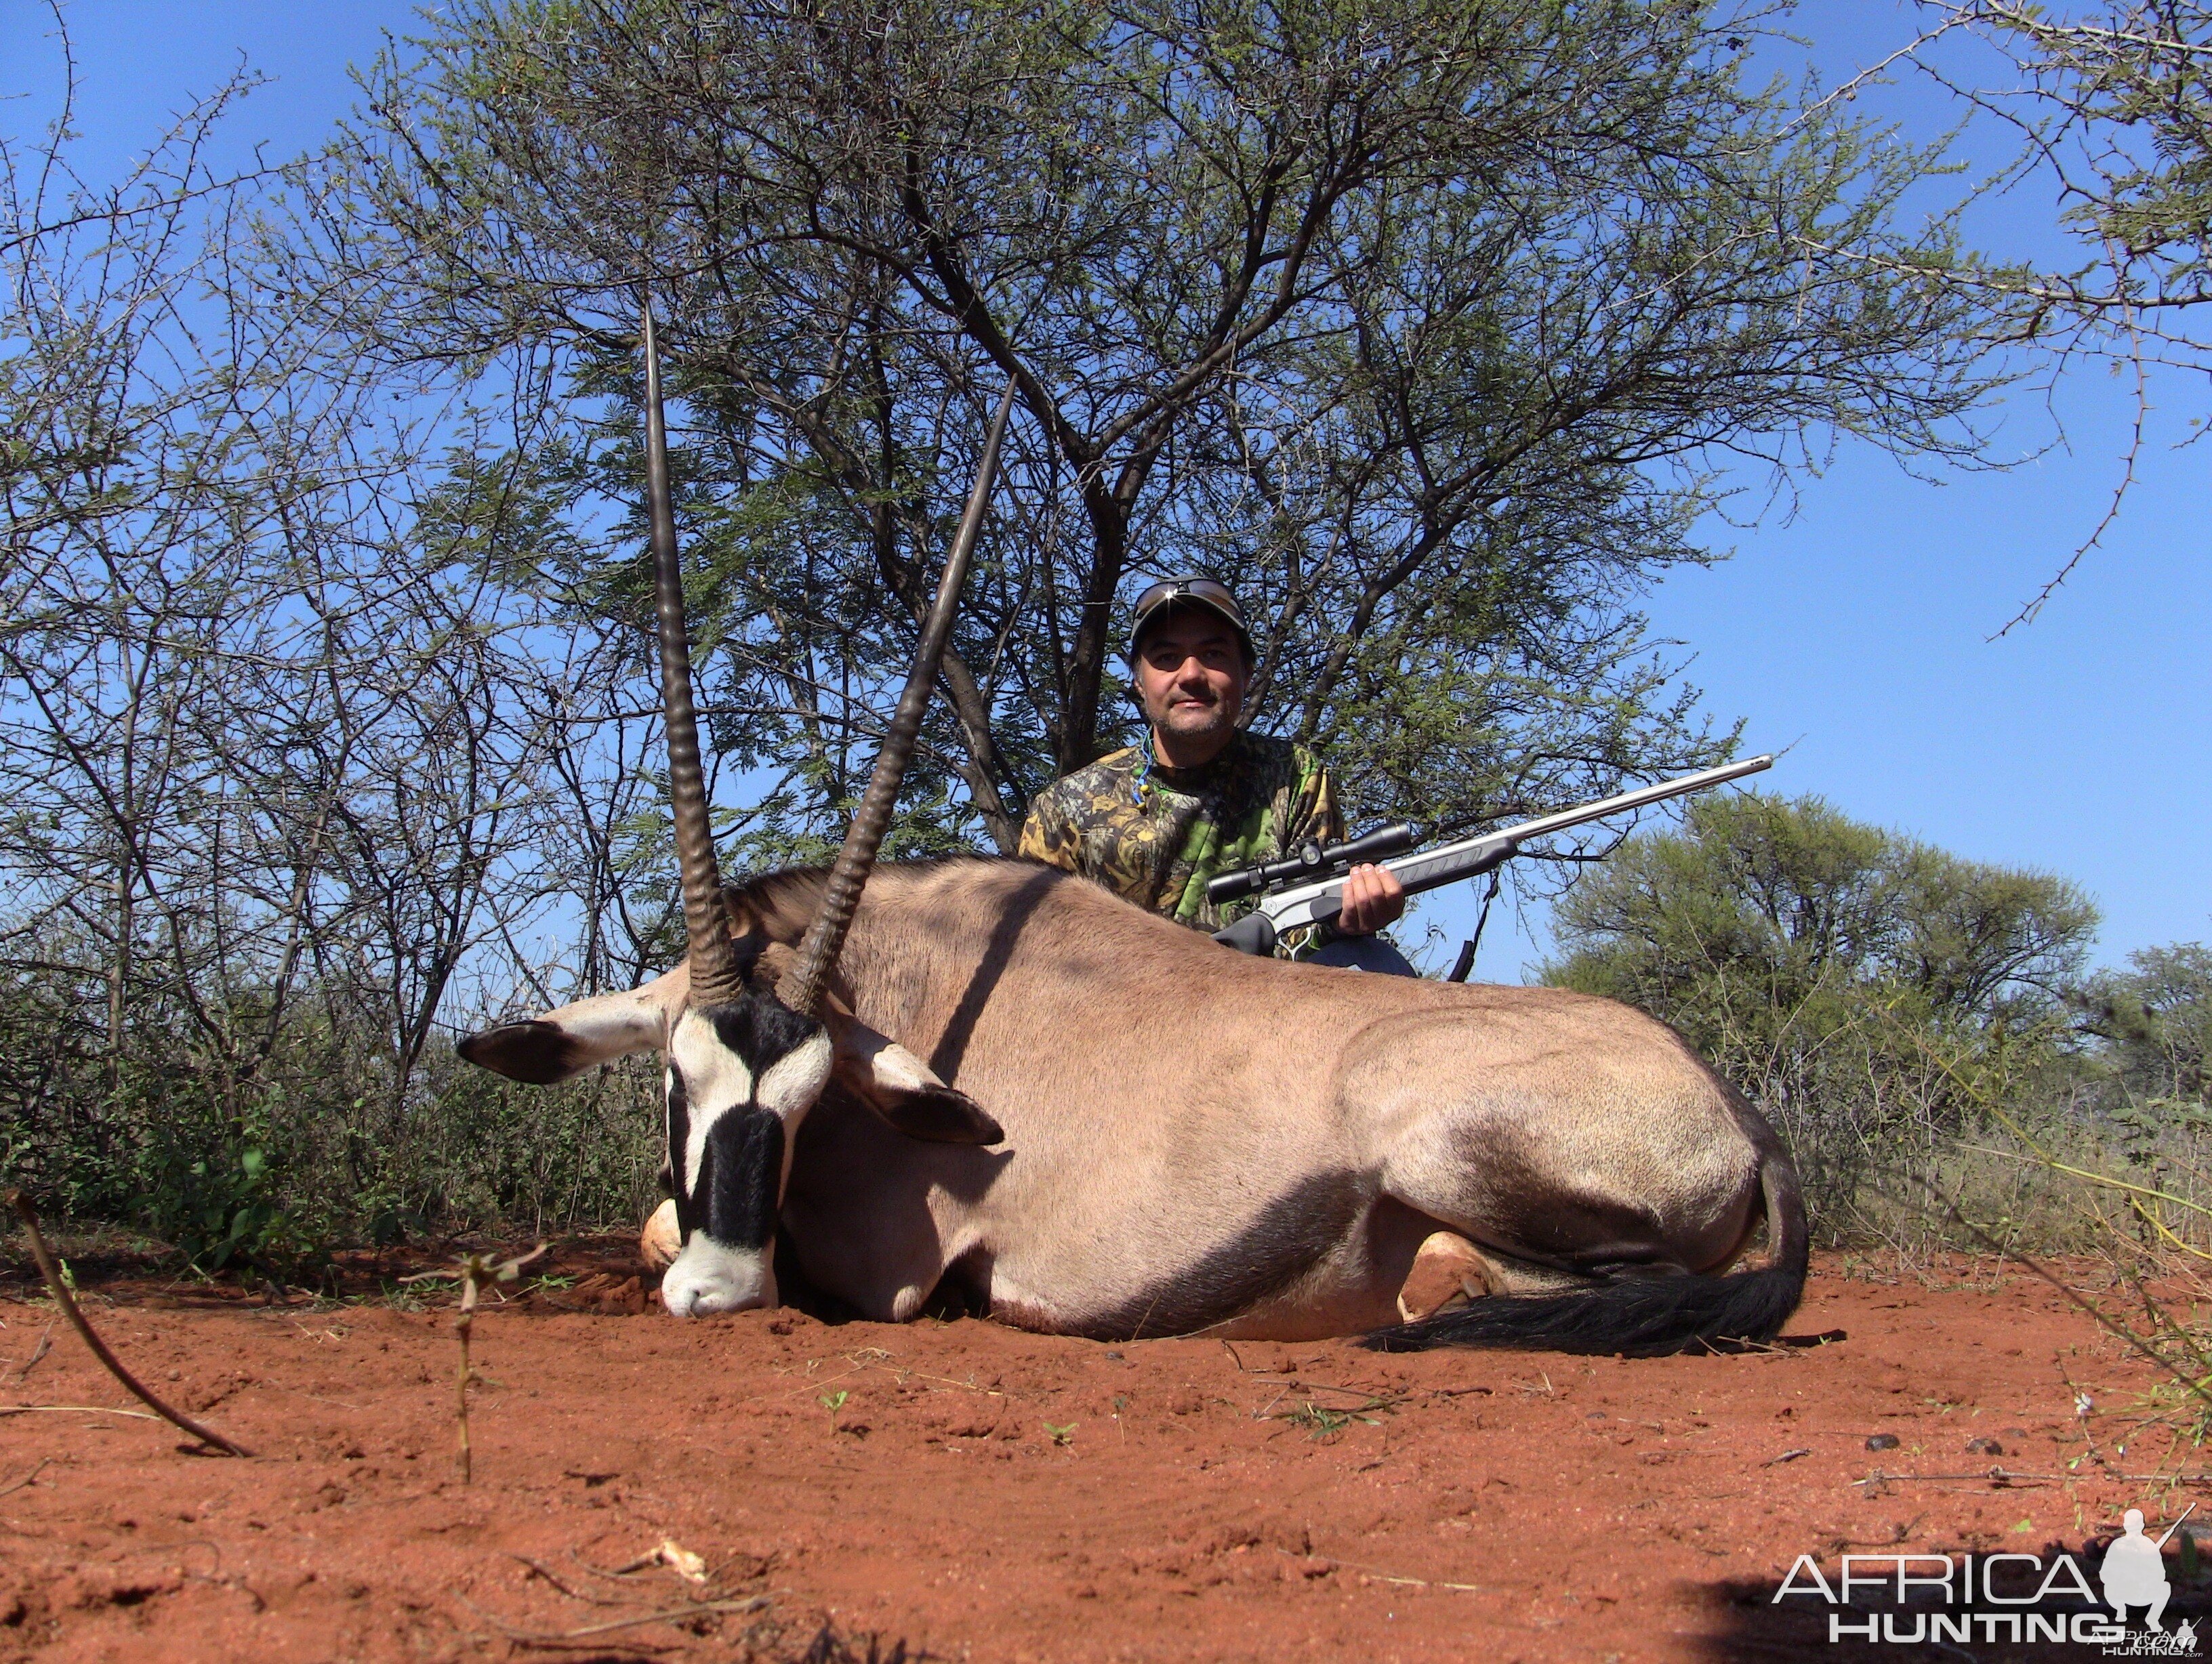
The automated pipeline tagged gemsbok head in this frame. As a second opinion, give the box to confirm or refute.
[459,299,1012,1316]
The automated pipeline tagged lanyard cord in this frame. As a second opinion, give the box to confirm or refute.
[1132,732,1161,806]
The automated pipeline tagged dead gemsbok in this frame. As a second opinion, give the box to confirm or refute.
[458,303,1807,1354]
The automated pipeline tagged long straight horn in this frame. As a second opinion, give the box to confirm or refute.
[777,379,1018,1018]
[640,294,743,1009]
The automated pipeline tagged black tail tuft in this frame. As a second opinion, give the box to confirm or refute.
[1359,1262,1804,1357]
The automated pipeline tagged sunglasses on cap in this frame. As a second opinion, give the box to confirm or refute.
[1128,577,1252,654]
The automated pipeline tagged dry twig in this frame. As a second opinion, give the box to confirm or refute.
[10,1321,52,1384]
[508,1554,637,1608]
[1271,1546,1485,1592]
[7,1190,252,1457]
[460,1590,769,1648]
[0,1405,155,1421]
[0,1457,50,1498]
[401,1243,546,1483]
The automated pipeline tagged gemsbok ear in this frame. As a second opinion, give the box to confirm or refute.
[824,1011,1004,1146]
[456,968,689,1085]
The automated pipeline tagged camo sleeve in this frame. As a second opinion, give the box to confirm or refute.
[1017,783,1083,873]
[1283,749,1351,951]
[1286,747,1345,850]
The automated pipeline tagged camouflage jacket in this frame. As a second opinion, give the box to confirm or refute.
[1017,731,1342,936]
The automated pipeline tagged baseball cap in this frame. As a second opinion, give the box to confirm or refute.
[1128,576,1254,659]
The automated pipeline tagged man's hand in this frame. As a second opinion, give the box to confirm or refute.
[1336,862,1406,936]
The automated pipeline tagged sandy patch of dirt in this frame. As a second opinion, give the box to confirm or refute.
[0,1247,2198,1662]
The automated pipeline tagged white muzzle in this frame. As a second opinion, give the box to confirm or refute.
[659,1234,776,1318]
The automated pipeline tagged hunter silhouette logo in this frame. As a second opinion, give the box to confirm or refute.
[2102,1506,2191,1632]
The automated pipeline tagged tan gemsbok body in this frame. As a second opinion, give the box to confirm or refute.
[491,859,1806,1349]
[457,297,1807,1353]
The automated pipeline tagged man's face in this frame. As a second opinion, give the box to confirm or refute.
[1134,608,1249,755]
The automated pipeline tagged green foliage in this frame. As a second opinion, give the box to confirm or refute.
[1548,791,2096,1045]
[1959,1,2212,306]
[0,949,663,1257]
[2076,942,2212,1107]
[163,1146,296,1278]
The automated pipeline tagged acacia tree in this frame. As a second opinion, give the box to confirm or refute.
[300,0,2005,869]
[1914,2,2212,344]
[2076,942,2212,1106]
[1847,3,2212,621]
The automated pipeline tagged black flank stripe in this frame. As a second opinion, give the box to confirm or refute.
[1086,1173,1363,1341]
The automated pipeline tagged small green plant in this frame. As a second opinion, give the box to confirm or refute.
[1285,1400,1385,1441]
[819,1388,848,1430]
[167,1145,312,1283]
[1044,1420,1076,1447]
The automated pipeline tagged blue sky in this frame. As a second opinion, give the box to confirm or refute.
[8,1,2204,980]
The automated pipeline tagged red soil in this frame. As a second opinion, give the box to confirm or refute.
[0,1245,2198,1663]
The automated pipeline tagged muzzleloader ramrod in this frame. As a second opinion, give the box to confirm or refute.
[1208,753,1775,955]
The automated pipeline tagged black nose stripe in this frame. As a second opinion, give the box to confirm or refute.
[663,1052,788,1251]
[695,1108,783,1251]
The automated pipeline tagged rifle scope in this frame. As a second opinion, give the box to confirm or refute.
[1205,821,1421,906]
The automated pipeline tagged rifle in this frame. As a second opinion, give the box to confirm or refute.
[1208,754,1775,957]
[2156,1503,2197,1549]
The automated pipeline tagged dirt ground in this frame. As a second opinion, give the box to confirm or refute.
[0,1243,2202,1663]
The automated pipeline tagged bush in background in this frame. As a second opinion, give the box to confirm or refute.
[2077,944,2212,1109]
[0,942,659,1266]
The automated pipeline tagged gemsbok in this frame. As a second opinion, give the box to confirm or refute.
[458,301,1807,1354]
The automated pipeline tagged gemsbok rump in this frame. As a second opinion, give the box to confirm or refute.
[457,299,1807,1354]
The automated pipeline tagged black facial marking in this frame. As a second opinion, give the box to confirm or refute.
[664,1066,696,1239]
[707,995,819,1071]
[698,1108,785,1251]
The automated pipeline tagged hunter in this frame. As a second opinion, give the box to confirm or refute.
[1018,577,1414,972]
